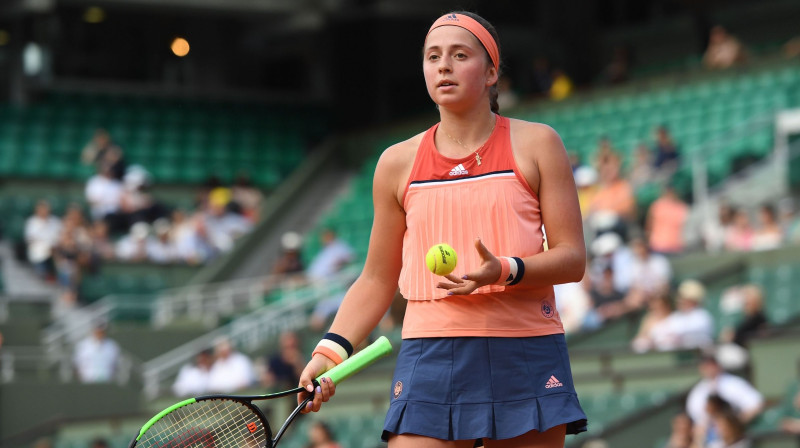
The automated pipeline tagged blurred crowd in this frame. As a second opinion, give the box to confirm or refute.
[24,129,261,305]
[171,332,304,397]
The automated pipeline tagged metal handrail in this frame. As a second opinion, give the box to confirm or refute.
[140,266,360,399]
[0,345,137,385]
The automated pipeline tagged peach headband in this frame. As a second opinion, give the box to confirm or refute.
[427,13,499,71]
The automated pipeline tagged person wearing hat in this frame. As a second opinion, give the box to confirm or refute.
[662,279,714,350]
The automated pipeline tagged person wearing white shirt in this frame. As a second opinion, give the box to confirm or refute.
[24,200,62,278]
[663,280,715,350]
[85,165,123,221]
[207,338,255,393]
[687,355,764,445]
[172,350,214,396]
[73,323,121,383]
[307,229,354,281]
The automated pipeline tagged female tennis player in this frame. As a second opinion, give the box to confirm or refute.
[299,11,588,447]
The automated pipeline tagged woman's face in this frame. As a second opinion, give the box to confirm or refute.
[423,26,497,111]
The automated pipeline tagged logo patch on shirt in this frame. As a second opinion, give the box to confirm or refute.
[393,381,403,399]
[545,375,563,389]
[541,300,555,318]
[449,164,468,176]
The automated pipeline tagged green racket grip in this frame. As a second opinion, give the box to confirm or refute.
[316,336,392,385]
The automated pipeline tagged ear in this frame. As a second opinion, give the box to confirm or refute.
[485,65,499,87]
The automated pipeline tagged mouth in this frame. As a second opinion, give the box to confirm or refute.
[437,80,457,87]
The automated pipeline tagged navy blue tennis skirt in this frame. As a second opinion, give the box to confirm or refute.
[381,335,588,442]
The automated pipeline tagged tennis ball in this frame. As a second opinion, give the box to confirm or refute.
[426,243,457,276]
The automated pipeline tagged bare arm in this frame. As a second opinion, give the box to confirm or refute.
[298,142,410,411]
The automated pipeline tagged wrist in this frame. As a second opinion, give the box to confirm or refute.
[312,332,354,365]
[494,256,525,286]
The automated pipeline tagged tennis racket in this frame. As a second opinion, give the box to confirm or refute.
[128,336,393,448]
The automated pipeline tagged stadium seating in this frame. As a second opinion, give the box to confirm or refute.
[301,62,800,270]
[0,93,323,188]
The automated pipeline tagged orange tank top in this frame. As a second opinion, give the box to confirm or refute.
[399,115,564,338]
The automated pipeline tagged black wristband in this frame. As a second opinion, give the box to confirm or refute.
[508,257,525,286]
[323,332,354,357]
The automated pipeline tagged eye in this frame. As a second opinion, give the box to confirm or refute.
[427,54,440,61]
[454,52,467,59]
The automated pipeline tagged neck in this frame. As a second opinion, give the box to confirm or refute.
[438,107,496,151]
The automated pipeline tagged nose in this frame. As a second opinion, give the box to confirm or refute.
[437,58,451,73]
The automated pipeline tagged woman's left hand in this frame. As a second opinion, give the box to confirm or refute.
[437,238,501,295]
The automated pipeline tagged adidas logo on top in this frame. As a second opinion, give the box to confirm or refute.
[449,164,468,176]
[545,375,563,389]
[445,13,459,21]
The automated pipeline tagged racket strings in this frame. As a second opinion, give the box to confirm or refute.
[137,399,269,447]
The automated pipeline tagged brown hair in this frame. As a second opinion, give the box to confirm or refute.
[433,11,502,113]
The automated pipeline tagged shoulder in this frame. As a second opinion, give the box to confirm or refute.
[375,131,425,173]
[507,118,564,148]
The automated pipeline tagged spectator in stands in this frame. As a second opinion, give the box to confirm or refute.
[81,128,125,180]
[24,199,62,280]
[662,280,714,350]
[783,36,800,59]
[306,421,342,448]
[714,410,751,448]
[202,188,252,255]
[207,337,255,393]
[553,275,591,334]
[147,218,179,263]
[171,210,211,264]
[699,394,736,448]
[89,438,110,448]
[52,228,83,305]
[549,68,574,101]
[89,220,115,262]
[628,144,654,191]
[587,265,626,325]
[574,166,599,223]
[85,163,123,223]
[752,204,783,251]
[600,45,633,85]
[589,152,636,223]
[262,331,306,390]
[109,166,169,232]
[719,284,768,349]
[73,322,121,383]
[627,237,672,305]
[307,228,354,282]
[778,360,800,435]
[703,25,747,70]
[231,173,263,223]
[704,201,736,252]
[632,294,675,353]
[663,412,693,448]
[646,186,689,255]
[273,231,305,277]
[724,209,754,252]
[686,354,764,436]
[652,126,680,183]
[172,349,214,396]
[116,222,151,262]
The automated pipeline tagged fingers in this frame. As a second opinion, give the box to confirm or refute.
[474,237,495,261]
[306,377,336,413]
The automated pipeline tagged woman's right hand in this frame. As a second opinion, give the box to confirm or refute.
[298,354,338,413]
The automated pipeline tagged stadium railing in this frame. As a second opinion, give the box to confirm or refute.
[138,265,361,399]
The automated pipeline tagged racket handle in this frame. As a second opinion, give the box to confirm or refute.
[316,336,393,385]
